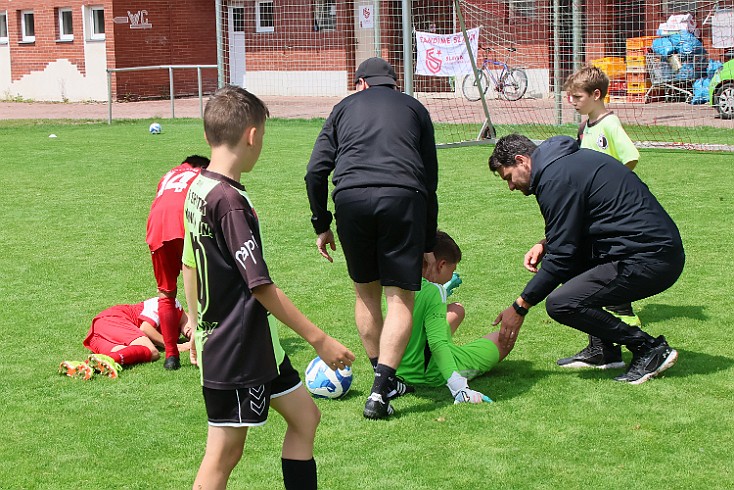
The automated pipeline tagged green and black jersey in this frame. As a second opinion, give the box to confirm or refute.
[183,169,284,390]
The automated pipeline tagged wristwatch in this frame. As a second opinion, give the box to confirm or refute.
[512,301,528,316]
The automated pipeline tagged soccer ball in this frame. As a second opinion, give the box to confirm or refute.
[304,356,353,399]
[149,122,162,134]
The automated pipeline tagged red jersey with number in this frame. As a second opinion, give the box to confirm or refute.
[146,163,202,251]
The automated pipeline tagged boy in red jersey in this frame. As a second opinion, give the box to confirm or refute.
[146,155,208,370]
[59,297,192,380]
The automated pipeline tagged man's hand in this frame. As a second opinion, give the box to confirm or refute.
[524,242,546,273]
[316,230,336,262]
[312,334,355,370]
[493,303,525,351]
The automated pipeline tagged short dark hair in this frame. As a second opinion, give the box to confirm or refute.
[204,85,269,149]
[433,230,461,264]
[183,155,210,168]
[488,134,537,173]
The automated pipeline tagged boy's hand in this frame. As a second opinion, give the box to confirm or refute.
[316,230,336,263]
[313,335,355,370]
[190,338,198,366]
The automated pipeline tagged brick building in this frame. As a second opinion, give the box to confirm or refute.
[0,1,726,102]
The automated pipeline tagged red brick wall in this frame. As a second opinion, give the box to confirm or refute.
[0,0,113,82]
[111,0,217,100]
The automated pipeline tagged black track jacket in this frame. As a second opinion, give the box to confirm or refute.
[521,136,684,306]
[305,85,438,252]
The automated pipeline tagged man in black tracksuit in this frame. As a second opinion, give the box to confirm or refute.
[489,134,684,384]
[305,58,438,417]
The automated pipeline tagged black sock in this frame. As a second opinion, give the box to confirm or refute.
[369,357,378,371]
[282,458,316,490]
[371,364,396,396]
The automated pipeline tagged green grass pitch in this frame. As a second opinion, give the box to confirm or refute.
[0,118,732,489]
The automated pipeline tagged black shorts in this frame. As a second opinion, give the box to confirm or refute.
[334,187,426,291]
[202,355,302,427]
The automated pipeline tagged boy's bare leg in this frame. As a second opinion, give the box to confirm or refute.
[485,331,513,362]
[353,281,383,359]
[447,302,466,335]
[193,426,247,490]
[270,385,320,459]
[271,386,320,490]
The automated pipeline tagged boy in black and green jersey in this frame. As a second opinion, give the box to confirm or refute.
[397,231,513,403]
[182,86,354,490]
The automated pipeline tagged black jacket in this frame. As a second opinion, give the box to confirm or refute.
[305,85,438,251]
[521,136,684,305]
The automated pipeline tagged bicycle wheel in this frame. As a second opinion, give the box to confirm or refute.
[500,68,528,101]
[462,71,489,102]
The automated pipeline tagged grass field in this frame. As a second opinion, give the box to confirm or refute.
[1,118,732,489]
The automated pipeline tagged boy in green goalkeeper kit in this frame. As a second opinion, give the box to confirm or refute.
[397,231,513,403]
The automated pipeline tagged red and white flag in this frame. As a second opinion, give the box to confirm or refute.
[415,28,480,76]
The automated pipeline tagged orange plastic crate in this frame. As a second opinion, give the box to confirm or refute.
[626,36,657,50]
[627,94,647,103]
[591,57,626,79]
[627,81,652,93]
[626,72,649,84]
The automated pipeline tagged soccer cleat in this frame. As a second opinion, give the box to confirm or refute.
[614,336,678,385]
[86,354,122,379]
[363,392,395,420]
[163,356,181,371]
[58,361,94,380]
[557,335,625,369]
[386,376,415,400]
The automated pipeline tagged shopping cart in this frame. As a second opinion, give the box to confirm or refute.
[645,52,693,103]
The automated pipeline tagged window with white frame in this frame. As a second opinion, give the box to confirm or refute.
[58,8,73,41]
[508,0,536,19]
[0,11,8,44]
[314,0,336,32]
[21,10,35,42]
[664,1,697,14]
[256,0,274,33]
[87,5,105,40]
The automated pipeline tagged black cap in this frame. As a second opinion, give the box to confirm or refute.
[354,57,397,86]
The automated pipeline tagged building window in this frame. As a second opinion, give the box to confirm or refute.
[87,5,105,40]
[58,8,73,41]
[508,0,536,19]
[0,12,8,44]
[256,0,274,33]
[314,0,336,32]
[21,10,35,42]
[664,1,698,14]
[232,7,245,33]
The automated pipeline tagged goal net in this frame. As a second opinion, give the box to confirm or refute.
[215,0,734,150]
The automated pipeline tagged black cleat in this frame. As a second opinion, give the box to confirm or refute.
[386,376,415,400]
[614,336,678,384]
[163,356,181,371]
[363,392,394,420]
[557,335,625,370]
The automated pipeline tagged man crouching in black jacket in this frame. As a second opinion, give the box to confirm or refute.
[488,133,684,384]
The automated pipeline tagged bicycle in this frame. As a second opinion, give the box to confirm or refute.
[462,47,528,102]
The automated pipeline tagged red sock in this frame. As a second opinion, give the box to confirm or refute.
[116,345,153,366]
[159,297,179,359]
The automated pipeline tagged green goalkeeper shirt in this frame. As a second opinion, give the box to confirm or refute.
[396,278,458,386]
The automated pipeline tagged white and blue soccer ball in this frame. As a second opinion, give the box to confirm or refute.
[304,356,353,399]
[149,122,162,134]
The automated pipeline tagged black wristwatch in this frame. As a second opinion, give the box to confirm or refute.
[512,301,529,316]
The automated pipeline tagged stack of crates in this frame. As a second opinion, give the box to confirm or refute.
[625,36,657,103]
[591,57,627,103]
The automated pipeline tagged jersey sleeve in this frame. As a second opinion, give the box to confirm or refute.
[182,214,196,268]
[221,209,271,290]
[610,123,639,166]
[422,283,459,381]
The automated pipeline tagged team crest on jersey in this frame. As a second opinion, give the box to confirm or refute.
[596,133,609,150]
